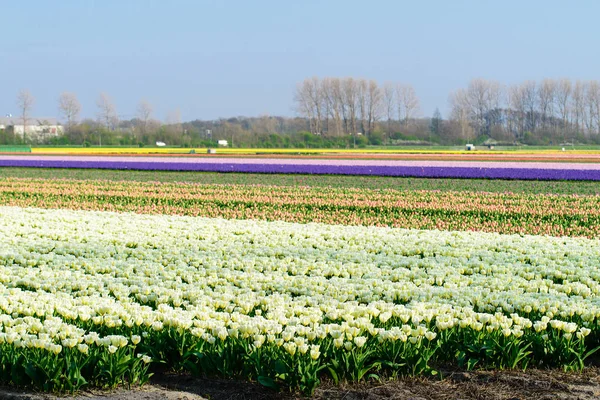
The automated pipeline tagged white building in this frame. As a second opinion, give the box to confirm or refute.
[0,117,63,141]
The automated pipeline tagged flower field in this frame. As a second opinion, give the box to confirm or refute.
[5,167,600,195]
[1,177,600,237]
[3,155,600,180]
[25,146,600,157]
[1,206,600,394]
[1,163,600,395]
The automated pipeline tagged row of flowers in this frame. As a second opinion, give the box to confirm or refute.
[0,206,599,392]
[2,157,600,180]
[3,168,600,196]
[1,178,599,237]
[25,147,600,157]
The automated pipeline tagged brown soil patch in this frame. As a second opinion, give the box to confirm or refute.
[3,368,599,400]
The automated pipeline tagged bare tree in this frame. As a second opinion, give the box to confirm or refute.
[165,108,183,140]
[366,80,382,135]
[521,81,538,133]
[448,89,473,139]
[58,92,81,132]
[396,84,420,126]
[538,79,556,132]
[571,80,586,134]
[467,79,488,130]
[555,78,572,131]
[293,77,324,134]
[586,80,600,135]
[463,78,502,136]
[16,89,35,142]
[357,78,368,134]
[320,80,331,135]
[307,77,324,134]
[330,78,347,135]
[136,99,153,138]
[484,80,503,135]
[96,93,117,131]
[342,78,358,134]
[254,114,278,135]
[382,82,395,136]
[293,80,315,133]
[507,84,527,140]
[322,77,343,136]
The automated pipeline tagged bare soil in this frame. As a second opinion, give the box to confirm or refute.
[2,368,599,400]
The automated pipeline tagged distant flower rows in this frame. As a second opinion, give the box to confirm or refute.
[1,178,599,237]
[2,155,600,180]
[0,207,599,393]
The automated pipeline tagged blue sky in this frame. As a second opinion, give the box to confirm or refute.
[1,0,599,121]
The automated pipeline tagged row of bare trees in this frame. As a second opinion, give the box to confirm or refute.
[294,77,420,136]
[11,78,600,147]
[448,78,600,142]
[10,89,170,142]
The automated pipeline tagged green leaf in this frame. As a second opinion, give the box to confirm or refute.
[583,345,600,360]
[183,360,200,376]
[327,366,339,385]
[11,363,27,386]
[24,362,40,383]
[274,360,288,375]
[382,361,406,369]
[257,375,279,390]
[467,358,479,371]
[184,350,205,360]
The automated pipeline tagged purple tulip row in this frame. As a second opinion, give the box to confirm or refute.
[2,158,600,180]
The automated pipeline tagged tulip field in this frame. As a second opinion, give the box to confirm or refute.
[3,155,600,180]
[0,158,600,395]
[1,175,600,237]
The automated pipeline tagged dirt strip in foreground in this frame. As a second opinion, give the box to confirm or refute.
[1,368,599,400]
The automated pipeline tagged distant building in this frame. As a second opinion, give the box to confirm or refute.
[0,117,63,141]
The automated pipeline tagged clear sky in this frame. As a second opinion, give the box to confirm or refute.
[2,0,599,122]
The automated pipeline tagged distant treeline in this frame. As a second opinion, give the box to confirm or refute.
[294,76,600,146]
[0,114,435,148]
[4,77,600,147]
